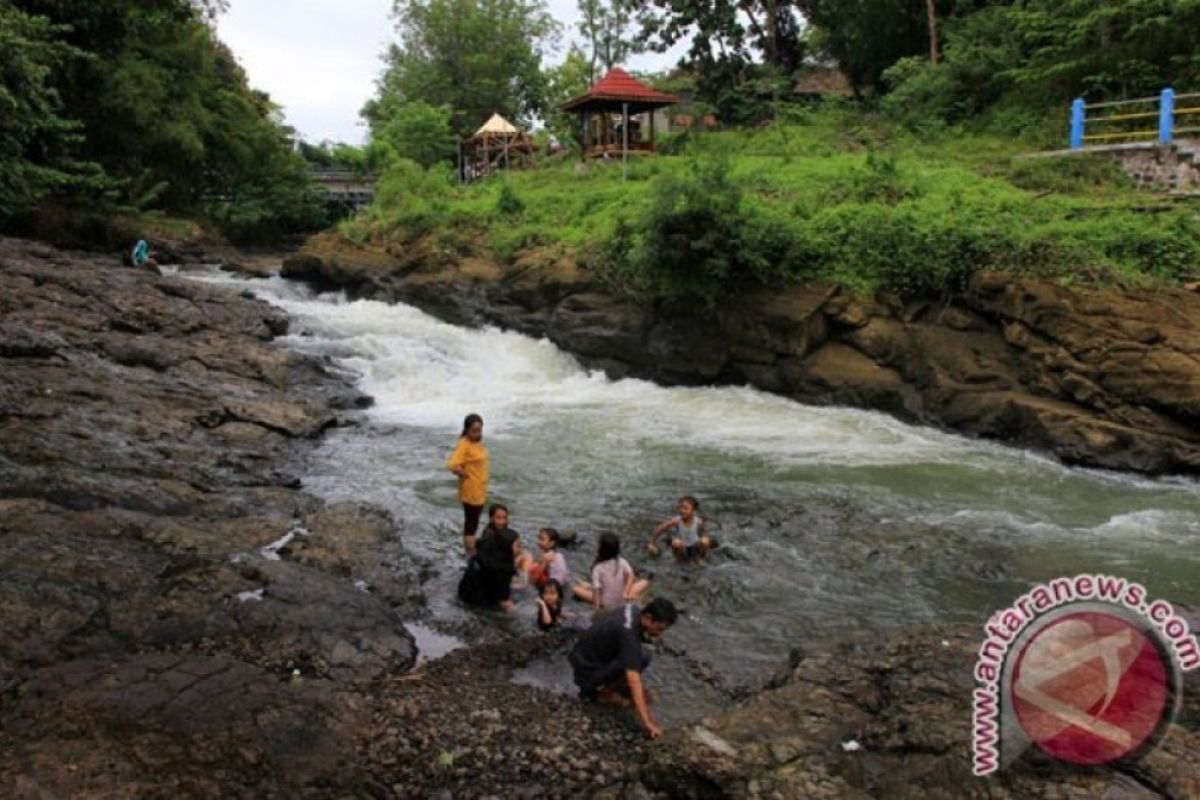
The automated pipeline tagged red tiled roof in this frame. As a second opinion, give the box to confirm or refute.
[561,67,679,110]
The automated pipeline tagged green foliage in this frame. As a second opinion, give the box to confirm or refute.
[884,1,1200,128]
[355,108,1200,302]
[368,100,454,169]
[0,3,104,222]
[799,0,934,94]
[543,45,592,148]
[495,182,524,215]
[593,157,789,304]
[577,0,638,81]
[2,0,322,242]
[365,0,560,140]
[1005,155,1132,195]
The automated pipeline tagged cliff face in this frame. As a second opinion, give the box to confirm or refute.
[285,236,1200,475]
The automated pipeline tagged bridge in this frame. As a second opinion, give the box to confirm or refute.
[311,168,376,211]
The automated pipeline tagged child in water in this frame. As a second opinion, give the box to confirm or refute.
[535,579,565,630]
[518,528,570,589]
[647,495,711,561]
[573,532,649,611]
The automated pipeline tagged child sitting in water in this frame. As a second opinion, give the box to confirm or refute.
[518,528,570,589]
[535,579,565,631]
[647,495,711,561]
[573,532,649,611]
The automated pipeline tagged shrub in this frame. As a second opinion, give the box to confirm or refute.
[495,182,525,216]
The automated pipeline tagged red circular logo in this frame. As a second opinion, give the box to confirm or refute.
[1011,611,1171,765]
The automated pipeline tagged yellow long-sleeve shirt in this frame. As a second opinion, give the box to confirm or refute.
[447,438,489,506]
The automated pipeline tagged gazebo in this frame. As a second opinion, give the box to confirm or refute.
[561,67,679,160]
[463,113,535,180]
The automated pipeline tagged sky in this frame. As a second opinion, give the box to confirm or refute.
[216,0,689,145]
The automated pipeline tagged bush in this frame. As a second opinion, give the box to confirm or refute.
[495,182,524,215]
[594,157,792,304]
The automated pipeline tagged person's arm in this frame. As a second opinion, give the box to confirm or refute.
[536,598,552,627]
[591,566,602,611]
[648,517,678,547]
[446,440,467,477]
[626,669,661,739]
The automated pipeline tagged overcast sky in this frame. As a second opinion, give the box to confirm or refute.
[216,0,688,145]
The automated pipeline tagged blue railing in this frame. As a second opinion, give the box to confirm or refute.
[1070,88,1200,150]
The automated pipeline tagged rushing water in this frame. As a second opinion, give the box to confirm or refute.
[187,268,1200,713]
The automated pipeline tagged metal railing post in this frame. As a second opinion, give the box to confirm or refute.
[1070,98,1085,150]
[1159,87,1176,145]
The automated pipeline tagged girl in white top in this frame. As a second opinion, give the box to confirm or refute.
[647,495,711,561]
[572,532,649,611]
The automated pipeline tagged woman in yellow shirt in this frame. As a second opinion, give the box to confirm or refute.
[446,413,490,555]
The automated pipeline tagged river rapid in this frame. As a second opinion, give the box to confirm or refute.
[189,268,1200,721]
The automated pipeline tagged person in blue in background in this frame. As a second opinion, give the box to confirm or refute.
[123,239,162,275]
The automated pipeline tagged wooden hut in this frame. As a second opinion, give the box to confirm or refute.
[463,113,534,180]
[561,67,679,159]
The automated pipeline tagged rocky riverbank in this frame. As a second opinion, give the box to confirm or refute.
[283,233,1200,476]
[4,236,1198,800]
[0,237,654,798]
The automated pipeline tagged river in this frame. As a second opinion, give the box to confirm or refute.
[188,268,1200,722]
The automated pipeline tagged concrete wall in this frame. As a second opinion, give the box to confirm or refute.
[1111,141,1200,193]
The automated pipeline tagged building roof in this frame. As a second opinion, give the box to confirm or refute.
[561,67,680,112]
[473,113,522,137]
[794,67,854,97]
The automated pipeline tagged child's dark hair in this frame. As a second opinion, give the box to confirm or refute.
[594,531,620,566]
[461,413,483,437]
[680,495,700,510]
[538,579,564,629]
[539,527,560,547]
[540,578,563,602]
[488,503,508,521]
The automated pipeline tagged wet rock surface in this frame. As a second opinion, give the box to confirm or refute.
[6,236,1198,799]
[643,626,1200,800]
[289,237,1200,475]
[0,237,425,796]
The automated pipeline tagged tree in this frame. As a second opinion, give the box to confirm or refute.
[5,0,323,240]
[365,0,560,139]
[577,0,638,82]
[623,0,806,118]
[0,2,98,221]
[797,0,932,94]
[925,0,938,65]
[543,45,593,146]
[368,100,454,169]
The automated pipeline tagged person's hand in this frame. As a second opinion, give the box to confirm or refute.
[645,721,663,740]
[645,542,660,557]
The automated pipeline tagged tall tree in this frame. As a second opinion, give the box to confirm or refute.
[797,0,930,93]
[365,0,560,139]
[624,0,805,111]
[5,0,322,239]
[543,44,593,145]
[577,0,638,82]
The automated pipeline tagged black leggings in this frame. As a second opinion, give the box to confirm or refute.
[572,652,652,699]
[462,503,484,536]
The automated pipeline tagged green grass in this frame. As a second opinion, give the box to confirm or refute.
[345,107,1200,301]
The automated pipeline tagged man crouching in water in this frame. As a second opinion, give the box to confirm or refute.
[569,597,678,739]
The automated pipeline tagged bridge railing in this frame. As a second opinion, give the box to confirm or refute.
[1070,88,1200,150]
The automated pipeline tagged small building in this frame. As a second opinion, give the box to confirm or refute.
[561,67,679,159]
[463,113,535,181]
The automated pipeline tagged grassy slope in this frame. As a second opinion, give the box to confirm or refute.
[343,108,1200,299]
